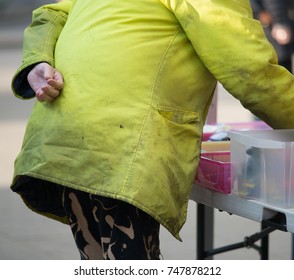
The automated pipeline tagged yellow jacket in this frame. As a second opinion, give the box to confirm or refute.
[11,0,294,240]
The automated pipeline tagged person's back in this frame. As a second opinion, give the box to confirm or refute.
[12,0,217,242]
[54,0,214,121]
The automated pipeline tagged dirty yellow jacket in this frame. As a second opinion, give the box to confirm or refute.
[11,0,294,240]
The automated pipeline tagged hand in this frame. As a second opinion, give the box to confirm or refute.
[27,62,64,102]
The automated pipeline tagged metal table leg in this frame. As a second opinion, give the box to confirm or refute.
[197,203,214,260]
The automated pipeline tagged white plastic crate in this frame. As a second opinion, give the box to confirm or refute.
[229,129,294,209]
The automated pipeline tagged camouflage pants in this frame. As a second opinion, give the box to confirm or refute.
[62,187,161,260]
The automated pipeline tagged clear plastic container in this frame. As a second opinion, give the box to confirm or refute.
[229,129,294,208]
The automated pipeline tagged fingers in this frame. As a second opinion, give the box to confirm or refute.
[36,83,61,103]
[47,77,63,91]
[27,63,64,103]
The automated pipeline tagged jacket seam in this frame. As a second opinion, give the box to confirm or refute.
[120,28,182,194]
[42,12,64,65]
[157,105,200,115]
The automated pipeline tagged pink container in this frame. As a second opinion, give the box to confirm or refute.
[195,151,231,194]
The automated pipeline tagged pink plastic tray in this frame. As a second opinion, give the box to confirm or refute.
[195,151,231,194]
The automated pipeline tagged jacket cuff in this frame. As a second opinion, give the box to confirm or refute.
[11,64,37,99]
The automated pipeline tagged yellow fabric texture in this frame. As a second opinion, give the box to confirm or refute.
[11,0,294,240]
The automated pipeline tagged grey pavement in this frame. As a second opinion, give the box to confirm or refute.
[0,20,293,260]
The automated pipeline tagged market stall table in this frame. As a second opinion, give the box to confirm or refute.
[191,121,294,259]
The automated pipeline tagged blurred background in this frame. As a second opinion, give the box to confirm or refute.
[0,0,293,260]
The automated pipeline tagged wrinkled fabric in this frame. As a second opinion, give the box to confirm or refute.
[11,0,294,240]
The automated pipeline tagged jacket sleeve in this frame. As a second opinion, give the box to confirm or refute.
[11,0,73,99]
[161,0,294,129]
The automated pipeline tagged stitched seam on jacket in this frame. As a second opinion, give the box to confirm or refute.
[121,28,182,194]
[42,12,64,64]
